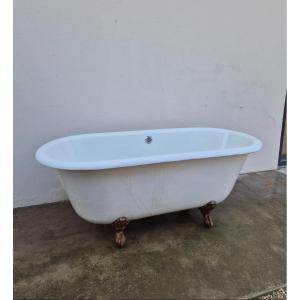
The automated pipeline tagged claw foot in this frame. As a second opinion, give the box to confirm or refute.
[112,217,129,248]
[199,201,217,228]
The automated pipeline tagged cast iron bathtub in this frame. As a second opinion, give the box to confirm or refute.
[36,128,262,247]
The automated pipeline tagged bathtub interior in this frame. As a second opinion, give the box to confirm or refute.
[36,128,262,169]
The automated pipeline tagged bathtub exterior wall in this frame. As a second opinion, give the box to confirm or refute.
[57,155,246,223]
[14,0,286,207]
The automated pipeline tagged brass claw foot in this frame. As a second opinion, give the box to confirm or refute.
[112,217,129,248]
[199,201,217,228]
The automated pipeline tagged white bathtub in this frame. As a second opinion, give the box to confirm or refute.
[36,128,262,246]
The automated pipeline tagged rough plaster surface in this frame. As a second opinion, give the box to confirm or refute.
[14,0,286,207]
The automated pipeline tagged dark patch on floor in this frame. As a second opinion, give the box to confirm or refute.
[14,171,286,299]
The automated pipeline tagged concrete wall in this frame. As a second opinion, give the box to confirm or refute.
[14,0,286,207]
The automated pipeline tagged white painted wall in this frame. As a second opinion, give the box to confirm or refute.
[14,0,286,207]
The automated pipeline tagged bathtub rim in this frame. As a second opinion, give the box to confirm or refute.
[35,127,262,171]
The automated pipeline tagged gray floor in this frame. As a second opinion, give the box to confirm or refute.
[277,167,287,175]
[14,171,286,299]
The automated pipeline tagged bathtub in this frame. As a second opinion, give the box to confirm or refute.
[36,128,262,247]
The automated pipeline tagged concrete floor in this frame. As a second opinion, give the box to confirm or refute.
[14,171,286,299]
[254,287,286,300]
[277,167,287,175]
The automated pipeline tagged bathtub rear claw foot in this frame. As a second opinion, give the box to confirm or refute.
[199,201,217,228]
[112,217,129,248]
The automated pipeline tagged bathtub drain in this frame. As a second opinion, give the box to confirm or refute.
[145,136,152,144]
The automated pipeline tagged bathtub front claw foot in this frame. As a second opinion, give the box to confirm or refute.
[199,201,217,228]
[112,217,129,248]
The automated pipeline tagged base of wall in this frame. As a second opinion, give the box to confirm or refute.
[14,186,68,208]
